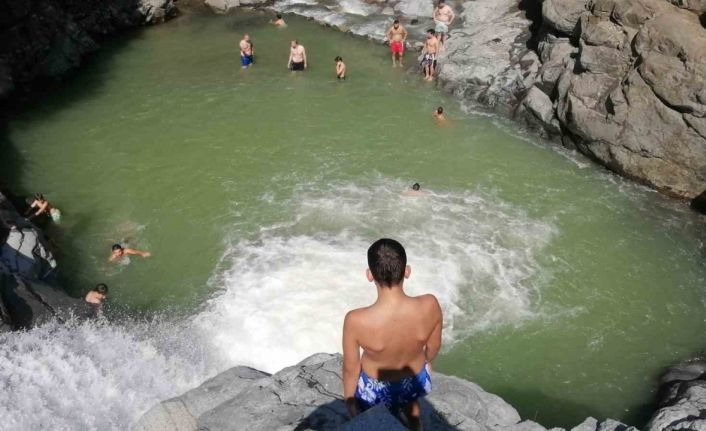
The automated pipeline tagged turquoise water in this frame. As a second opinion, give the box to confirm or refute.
[1,10,706,429]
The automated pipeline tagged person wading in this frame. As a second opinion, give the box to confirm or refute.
[342,238,443,430]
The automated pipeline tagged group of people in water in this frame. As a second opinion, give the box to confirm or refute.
[238,0,455,83]
[18,193,151,316]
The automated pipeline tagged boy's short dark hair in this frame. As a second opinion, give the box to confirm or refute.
[367,238,407,287]
[437,106,443,114]
[94,283,108,294]
[412,183,421,191]
[112,244,123,251]
[427,28,436,35]
[394,19,400,24]
[276,13,282,18]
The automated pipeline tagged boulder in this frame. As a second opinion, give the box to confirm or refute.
[542,0,590,35]
[204,0,240,13]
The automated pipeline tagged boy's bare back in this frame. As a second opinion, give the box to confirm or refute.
[345,293,442,380]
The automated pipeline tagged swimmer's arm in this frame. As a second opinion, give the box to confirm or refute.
[125,248,151,258]
[424,296,443,367]
[33,201,49,217]
[342,311,362,418]
[287,50,293,67]
[385,27,392,41]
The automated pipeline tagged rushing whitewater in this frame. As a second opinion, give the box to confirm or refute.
[0,180,554,430]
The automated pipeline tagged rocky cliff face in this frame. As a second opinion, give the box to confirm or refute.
[0,192,82,331]
[518,0,706,199]
[0,0,176,100]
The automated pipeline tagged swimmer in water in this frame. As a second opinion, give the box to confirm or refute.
[335,56,346,80]
[109,243,151,262]
[25,193,61,222]
[404,183,426,196]
[272,13,286,27]
[432,106,447,122]
[85,283,108,316]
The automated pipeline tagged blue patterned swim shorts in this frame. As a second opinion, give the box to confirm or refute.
[354,363,432,414]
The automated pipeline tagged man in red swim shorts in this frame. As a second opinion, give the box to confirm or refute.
[386,19,408,67]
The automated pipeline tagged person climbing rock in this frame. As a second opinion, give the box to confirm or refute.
[85,283,108,317]
[342,238,443,430]
[25,194,61,223]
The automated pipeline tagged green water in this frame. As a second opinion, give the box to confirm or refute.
[2,11,706,428]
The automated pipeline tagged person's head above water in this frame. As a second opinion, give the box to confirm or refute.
[276,13,282,19]
[426,29,436,38]
[335,56,343,62]
[367,238,409,288]
[437,106,444,114]
[291,40,299,47]
[412,183,421,191]
[111,244,124,257]
[93,283,108,295]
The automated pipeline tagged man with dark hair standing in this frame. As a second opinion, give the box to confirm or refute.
[342,238,443,430]
[386,19,408,67]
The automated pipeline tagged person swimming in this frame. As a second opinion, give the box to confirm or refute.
[85,283,108,317]
[432,106,446,121]
[404,182,426,196]
[342,239,442,430]
[109,243,151,262]
[25,194,61,222]
[335,56,346,80]
[272,13,286,27]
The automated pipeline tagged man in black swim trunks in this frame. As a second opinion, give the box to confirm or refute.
[288,40,307,71]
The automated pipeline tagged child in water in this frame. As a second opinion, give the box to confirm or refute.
[432,106,446,122]
[335,56,346,80]
[85,283,108,317]
[26,193,61,222]
[272,13,286,27]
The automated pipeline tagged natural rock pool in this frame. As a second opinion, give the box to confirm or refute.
[1,11,706,430]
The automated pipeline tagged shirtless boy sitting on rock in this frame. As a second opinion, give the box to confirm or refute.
[342,238,443,430]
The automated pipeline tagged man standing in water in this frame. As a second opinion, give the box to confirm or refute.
[288,40,307,71]
[239,34,254,69]
[342,238,443,430]
[421,29,440,81]
[432,0,455,44]
[386,19,408,67]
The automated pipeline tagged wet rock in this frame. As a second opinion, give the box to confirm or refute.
[649,360,706,431]
[518,86,561,135]
[204,0,240,13]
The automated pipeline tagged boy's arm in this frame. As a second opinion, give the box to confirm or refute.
[342,311,362,418]
[34,202,49,217]
[125,248,151,258]
[303,48,307,68]
[424,296,443,366]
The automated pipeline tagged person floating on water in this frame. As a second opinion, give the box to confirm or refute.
[109,243,151,262]
[272,13,286,27]
[335,56,346,80]
[432,0,455,44]
[239,34,254,69]
[404,183,426,196]
[433,106,446,121]
[288,40,307,71]
[342,239,442,430]
[85,283,108,317]
[386,19,408,67]
[421,29,440,81]
[25,193,61,223]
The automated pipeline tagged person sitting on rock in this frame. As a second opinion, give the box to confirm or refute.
[25,193,61,223]
[109,243,151,262]
[342,238,443,430]
[272,13,286,27]
[85,283,108,316]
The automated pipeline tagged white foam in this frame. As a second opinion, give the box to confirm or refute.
[0,317,222,430]
[0,179,556,429]
[194,179,556,373]
[337,0,379,16]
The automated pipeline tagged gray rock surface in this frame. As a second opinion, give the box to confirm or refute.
[647,359,706,431]
[135,353,635,431]
[0,192,82,330]
[519,0,706,199]
[0,0,177,100]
